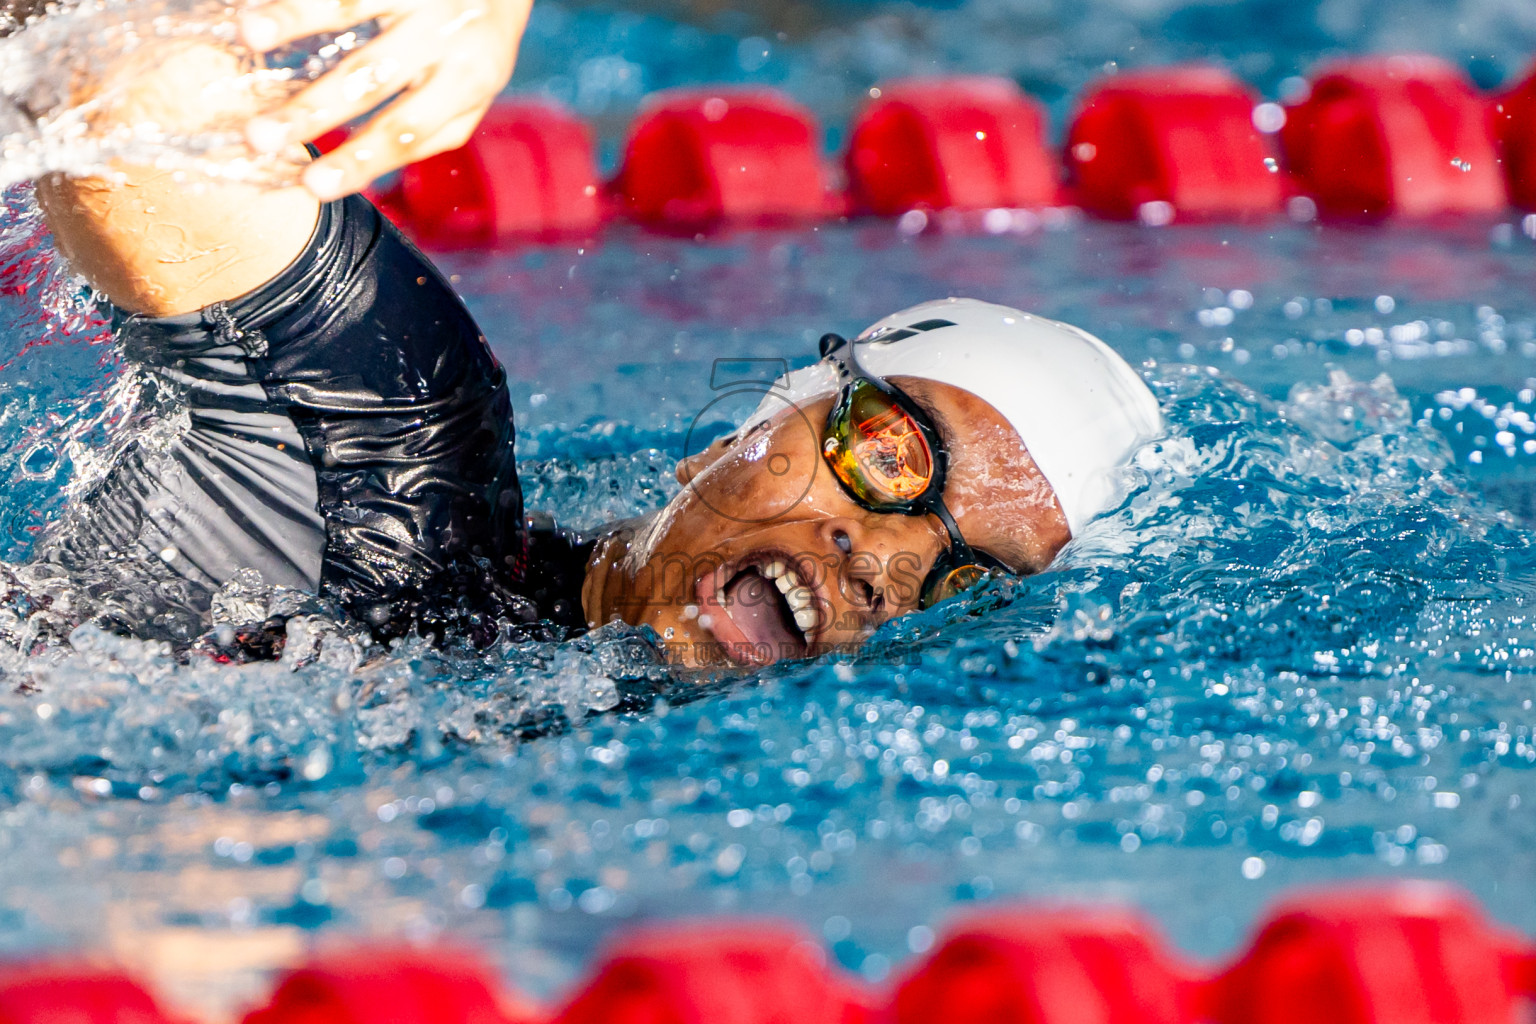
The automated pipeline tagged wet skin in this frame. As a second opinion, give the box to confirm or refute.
[581,377,1073,669]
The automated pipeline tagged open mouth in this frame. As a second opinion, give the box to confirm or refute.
[695,555,820,665]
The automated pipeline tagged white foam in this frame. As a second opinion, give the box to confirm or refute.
[0,0,361,192]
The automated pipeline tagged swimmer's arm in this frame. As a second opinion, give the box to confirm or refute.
[34,42,320,318]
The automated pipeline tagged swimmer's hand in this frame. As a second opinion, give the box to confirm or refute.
[35,40,320,316]
[239,0,534,201]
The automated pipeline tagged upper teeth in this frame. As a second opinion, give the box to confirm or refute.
[763,559,818,636]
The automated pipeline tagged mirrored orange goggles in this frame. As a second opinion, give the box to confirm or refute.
[816,334,1011,609]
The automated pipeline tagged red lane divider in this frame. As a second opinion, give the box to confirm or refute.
[0,964,177,1024]
[553,923,870,1024]
[1493,65,1536,210]
[845,76,1058,216]
[612,89,837,231]
[2,886,1534,1024]
[364,55,1535,245]
[241,948,541,1024]
[309,111,603,247]
[1209,885,1527,1024]
[1065,66,1282,222]
[887,907,1198,1024]
[310,127,351,157]
[386,101,603,248]
[1280,55,1507,219]
[1511,947,1536,998]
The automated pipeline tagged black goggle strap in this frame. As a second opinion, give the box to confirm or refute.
[925,496,967,550]
[916,488,1012,609]
[818,332,851,363]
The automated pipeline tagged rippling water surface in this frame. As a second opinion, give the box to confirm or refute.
[3,0,1536,1017]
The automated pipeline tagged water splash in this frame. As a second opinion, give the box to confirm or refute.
[0,185,121,559]
[0,0,370,191]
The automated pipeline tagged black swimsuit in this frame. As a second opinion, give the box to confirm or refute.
[38,194,588,644]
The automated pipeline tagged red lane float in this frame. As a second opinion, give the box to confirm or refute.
[845,76,1058,215]
[1511,947,1536,998]
[1210,885,1528,1024]
[377,100,602,248]
[553,923,869,1024]
[241,948,541,1024]
[339,56,1525,243]
[0,965,174,1024]
[2,885,1536,1024]
[310,127,351,157]
[1280,56,1506,219]
[1065,66,1282,222]
[1493,65,1536,210]
[613,89,835,231]
[888,907,1197,1024]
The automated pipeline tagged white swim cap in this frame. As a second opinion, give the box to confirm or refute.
[738,298,1163,535]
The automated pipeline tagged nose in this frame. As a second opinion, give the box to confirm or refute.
[674,434,733,485]
[816,514,945,623]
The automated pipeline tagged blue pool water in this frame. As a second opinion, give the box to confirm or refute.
[3,0,1536,1016]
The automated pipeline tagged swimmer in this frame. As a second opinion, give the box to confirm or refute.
[20,1,1162,667]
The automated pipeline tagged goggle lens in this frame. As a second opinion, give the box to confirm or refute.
[823,379,935,508]
[919,561,991,610]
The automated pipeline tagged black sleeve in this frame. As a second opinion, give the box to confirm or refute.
[102,194,530,641]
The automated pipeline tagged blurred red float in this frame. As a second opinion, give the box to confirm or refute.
[887,906,1197,1024]
[1493,64,1536,210]
[309,127,351,157]
[1209,884,1528,1024]
[553,922,869,1024]
[0,964,175,1024]
[2,884,1536,1024]
[613,89,835,231]
[845,76,1059,215]
[380,100,603,248]
[1066,66,1282,222]
[1511,946,1536,998]
[241,947,540,1024]
[1280,55,1507,218]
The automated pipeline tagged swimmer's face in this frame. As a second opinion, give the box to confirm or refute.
[581,378,1072,669]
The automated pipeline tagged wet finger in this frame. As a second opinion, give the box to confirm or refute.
[245,24,427,154]
[409,107,488,159]
[301,86,488,200]
[238,0,415,53]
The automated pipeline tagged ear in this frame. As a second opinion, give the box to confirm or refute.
[675,432,737,485]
